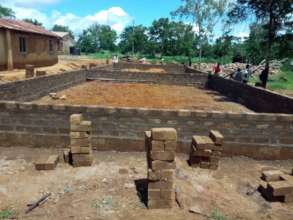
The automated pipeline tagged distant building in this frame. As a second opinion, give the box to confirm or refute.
[0,18,60,71]
[53,31,75,55]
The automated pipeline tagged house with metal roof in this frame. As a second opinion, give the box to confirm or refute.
[53,31,75,55]
[0,18,60,71]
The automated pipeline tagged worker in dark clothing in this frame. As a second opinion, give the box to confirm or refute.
[258,67,269,88]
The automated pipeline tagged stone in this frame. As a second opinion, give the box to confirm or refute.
[267,181,293,196]
[164,141,177,151]
[70,138,90,147]
[148,199,173,209]
[70,121,92,132]
[150,151,175,161]
[151,128,177,141]
[35,155,59,170]
[70,132,89,139]
[192,136,215,150]
[151,140,165,151]
[35,70,46,77]
[70,114,83,125]
[70,146,92,154]
[262,170,283,182]
[151,160,176,171]
[209,130,224,146]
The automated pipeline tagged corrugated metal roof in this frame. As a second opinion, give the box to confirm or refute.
[0,19,60,38]
[53,31,70,38]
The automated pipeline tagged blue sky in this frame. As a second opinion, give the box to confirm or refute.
[1,0,250,39]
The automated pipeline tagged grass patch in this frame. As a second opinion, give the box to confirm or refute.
[0,210,15,219]
[267,63,293,90]
[209,209,229,220]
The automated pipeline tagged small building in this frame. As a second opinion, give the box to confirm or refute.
[53,31,75,55]
[0,18,60,71]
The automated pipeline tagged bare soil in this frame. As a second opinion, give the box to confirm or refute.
[35,81,252,112]
[120,68,167,73]
[0,57,107,83]
[0,147,293,220]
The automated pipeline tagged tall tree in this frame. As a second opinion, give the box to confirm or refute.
[52,24,74,39]
[228,0,293,88]
[23,18,43,27]
[171,0,228,66]
[119,25,148,54]
[77,24,117,53]
[0,5,15,18]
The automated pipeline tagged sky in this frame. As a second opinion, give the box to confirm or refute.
[1,0,250,39]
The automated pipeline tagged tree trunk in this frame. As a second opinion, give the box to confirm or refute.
[263,1,274,88]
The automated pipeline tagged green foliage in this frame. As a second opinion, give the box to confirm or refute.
[267,62,293,90]
[119,25,148,54]
[52,24,74,39]
[0,210,15,219]
[0,5,15,18]
[23,18,43,27]
[77,24,117,53]
[209,209,229,220]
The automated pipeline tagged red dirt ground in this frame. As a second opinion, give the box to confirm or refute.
[36,81,252,112]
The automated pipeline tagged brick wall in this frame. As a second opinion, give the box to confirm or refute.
[0,70,87,101]
[207,75,293,114]
[87,70,208,87]
[0,101,292,159]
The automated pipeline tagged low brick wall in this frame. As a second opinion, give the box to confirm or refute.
[0,101,292,160]
[87,70,208,87]
[0,71,87,101]
[207,75,293,114]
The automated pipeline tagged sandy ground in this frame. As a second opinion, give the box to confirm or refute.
[0,147,293,220]
[35,81,252,112]
[120,68,167,73]
[0,57,107,83]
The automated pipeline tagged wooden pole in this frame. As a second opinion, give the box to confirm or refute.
[5,29,13,70]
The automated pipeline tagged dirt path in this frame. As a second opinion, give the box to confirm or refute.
[35,81,252,112]
[0,147,293,220]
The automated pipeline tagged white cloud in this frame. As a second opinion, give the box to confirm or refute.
[1,1,132,36]
[235,31,249,39]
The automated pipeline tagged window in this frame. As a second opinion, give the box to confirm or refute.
[49,39,54,52]
[19,37,27,53]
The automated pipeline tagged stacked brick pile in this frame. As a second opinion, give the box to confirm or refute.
[145,128,177,209]
[189,130,223,170]
[70,114,93,167]
[259,169,293,203]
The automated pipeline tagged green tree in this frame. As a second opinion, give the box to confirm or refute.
[171,0,229,65]
[77,24,117,53]
[119,25,148,54]
[0,5,15,18]
[228,0,293,87]
[23,18,43,27]
[148,18,196,56]
[52,24,74,39]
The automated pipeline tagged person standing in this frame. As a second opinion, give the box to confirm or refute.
[242,64,251,84]
[213,63,221,75]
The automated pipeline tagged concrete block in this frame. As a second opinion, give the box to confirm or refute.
[262,170,283,182]
[151,128,177,141]
[70,138,90,147]
[151,140,165,151]
[267,181,293,196]
[70,114,84,125]
[192,136,216,150]
[35,155,59,170]
[148,199,173,209]
[71,146,92,154]
[70,121,92,132]
[164,141,177,151]
[151,161,176,171]
[209,130,224,146]
[72,153,93,167]
[70,132,89,139]
[150,151,175,161]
